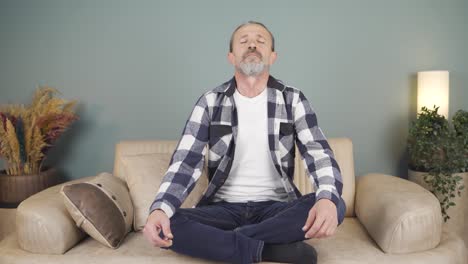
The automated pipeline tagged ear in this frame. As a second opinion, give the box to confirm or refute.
[227,52,236,66]
[269,51,277,65]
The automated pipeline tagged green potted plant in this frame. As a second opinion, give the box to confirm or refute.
[0,87,78,207]
[407,106,467,228]
[452,109,468,164]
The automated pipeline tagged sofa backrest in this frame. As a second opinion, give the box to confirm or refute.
[113,137,355,217]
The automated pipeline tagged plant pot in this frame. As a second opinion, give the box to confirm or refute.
[0,167,60,208]
[408,169,468,240]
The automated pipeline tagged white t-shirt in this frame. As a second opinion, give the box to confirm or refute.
[213,87,288,203]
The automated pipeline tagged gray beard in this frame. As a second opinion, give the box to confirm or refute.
[238,62,267,77]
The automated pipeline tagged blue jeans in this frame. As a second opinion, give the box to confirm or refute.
[158,193,346,264]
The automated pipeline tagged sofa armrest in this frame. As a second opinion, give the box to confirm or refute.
[355,173,442,254]
[16,175,96,254]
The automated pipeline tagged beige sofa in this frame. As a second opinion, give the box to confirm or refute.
[0,138,466,264]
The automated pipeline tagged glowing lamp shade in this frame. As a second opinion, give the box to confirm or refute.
[417,71,449,118]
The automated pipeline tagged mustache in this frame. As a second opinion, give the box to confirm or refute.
[242,50,262,60]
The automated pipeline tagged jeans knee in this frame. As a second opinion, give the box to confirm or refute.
[170,210,191,225]
[163,211,190,235]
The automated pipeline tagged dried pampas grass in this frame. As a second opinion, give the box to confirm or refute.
[0,86,78,175]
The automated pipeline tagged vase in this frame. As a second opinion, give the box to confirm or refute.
[0,167,60,208]
[408,169,468,242]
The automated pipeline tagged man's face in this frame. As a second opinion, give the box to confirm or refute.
[228,24,277,77]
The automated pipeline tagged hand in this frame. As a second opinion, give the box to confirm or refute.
[143,209,174,247]
[302,199,337,239]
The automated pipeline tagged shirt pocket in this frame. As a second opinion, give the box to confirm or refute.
[209,124,233,151]
[210,124,232,139]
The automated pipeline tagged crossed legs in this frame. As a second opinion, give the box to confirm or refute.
[159,193,346,263]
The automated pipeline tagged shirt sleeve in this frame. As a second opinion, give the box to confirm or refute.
[148,94,210,218]
[293,90,343,208]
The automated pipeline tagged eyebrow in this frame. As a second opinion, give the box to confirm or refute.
[239,34,266,39]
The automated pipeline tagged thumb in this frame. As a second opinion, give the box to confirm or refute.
[161,219,173,239]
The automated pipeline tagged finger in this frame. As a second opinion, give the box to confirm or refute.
[302,207,316,232]
[161,219,174,240]
[148,223,172,247]
[306,215,326,239]
[154,223,173,247]
[326,215,338,236]
[156,235,173,247]
[314,218,330,239]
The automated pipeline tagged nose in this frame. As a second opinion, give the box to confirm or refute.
[248,40,256,49]
[248,46,256,52]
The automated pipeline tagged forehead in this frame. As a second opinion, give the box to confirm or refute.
[233,24,271,40]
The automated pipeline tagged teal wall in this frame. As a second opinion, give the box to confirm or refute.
[1,0,467,181]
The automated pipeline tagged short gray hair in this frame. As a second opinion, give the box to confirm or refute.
[229,21,275,52]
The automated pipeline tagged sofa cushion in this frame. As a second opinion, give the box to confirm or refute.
[61,172,133,249]
[120,153,208,231]
[2,218,466,264]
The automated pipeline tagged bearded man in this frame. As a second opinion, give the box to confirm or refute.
[143,21,346,264]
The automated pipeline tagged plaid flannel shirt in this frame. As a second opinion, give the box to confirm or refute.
[150,75,344,218]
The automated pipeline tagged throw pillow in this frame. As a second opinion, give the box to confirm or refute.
[120,153,208,231]
[60,172,133,249]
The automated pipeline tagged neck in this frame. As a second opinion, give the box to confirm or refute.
[234,71,269,98]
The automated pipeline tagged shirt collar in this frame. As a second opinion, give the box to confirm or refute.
[216,75,286,96]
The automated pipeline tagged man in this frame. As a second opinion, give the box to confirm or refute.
[143,21,346,264]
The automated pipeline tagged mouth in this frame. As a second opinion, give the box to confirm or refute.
[243,52,261,60]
